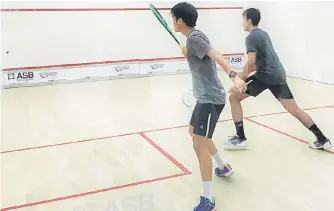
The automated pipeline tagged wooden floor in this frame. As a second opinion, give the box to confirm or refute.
[2,72,334,211]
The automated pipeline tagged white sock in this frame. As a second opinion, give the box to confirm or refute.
[203,181,212,200]
[212,152,226,169]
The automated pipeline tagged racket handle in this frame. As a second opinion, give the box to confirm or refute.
[179,44,186,56]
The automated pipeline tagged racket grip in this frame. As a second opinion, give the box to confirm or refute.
[179,44,186,56]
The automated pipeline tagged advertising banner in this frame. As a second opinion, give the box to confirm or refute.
[216,54,245,70]
[139,59,190,75]
[2,54,245,88]
[3,62,140,87]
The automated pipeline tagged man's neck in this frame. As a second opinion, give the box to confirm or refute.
[249,26,259,32]
[182,27,196,38]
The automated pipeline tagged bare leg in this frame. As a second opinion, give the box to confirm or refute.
[193,134,213,181]
[229,91,249,122]
[224,91,250,148]
[279,99,331,149]
[189,126,227,168]
[279,99,314,127]
[191,133,214,203]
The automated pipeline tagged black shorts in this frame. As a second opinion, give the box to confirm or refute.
[190,103,225,138]
[245,75,294,99]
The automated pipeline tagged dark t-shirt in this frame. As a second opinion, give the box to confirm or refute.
[246,28,287,85]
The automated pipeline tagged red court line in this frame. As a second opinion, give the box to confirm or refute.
[1,132,138,154]
[3,53,244,71]
[2,104,333,154]
[0,172,188,211]
[288,76,334,85]
[3,59,140,71]
[245,118,334,155]
[244,105,333,119]
[1,133,191,211]
[1,7,243,12]
[1,106,332,210]
[139,132,191,174]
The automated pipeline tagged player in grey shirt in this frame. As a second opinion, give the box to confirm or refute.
[171,2,246,211]
[186,29,226,105]
[225,8,331,151]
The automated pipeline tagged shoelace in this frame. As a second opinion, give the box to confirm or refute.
[194,198,204,209]
[314,141,323,148]
[199,197,211,208]
[229,135,242,145]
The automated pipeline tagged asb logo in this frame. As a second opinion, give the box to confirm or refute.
[17,72,34,80]
[7,73,15,80]
[7,72,34,81]
[226,57,242,64]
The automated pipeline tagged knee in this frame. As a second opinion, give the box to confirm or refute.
[280,100,301,116]
[229,92,241,103]
[289,106,303,117]
[286,105,297,114]
[192,136,207,154]
[193,139,201,154]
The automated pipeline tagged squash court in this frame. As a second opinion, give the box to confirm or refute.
[1,72,334,211]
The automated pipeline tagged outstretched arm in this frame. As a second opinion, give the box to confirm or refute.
[188,35,246,92]
[207,49,234,75]
[207,49,246,92]
[188,36,234,75]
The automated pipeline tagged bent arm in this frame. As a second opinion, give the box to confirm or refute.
[240,52,256,80]
[241,36,257,79]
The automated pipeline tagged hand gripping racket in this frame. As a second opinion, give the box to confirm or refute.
[149,4,185,51]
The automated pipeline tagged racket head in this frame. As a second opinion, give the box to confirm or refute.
[149,4,169,27]
[182,90,197,107]
[149,3,180,45]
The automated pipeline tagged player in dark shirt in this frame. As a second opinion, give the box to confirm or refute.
[225,8,331,151]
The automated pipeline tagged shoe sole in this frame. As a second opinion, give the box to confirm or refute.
[309,144,332,150]
[224,145,248,150]
[224,170,234,177]
[215,169,234,177]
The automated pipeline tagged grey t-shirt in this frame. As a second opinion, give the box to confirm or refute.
[186,30,226,105]
[246,28,287,85]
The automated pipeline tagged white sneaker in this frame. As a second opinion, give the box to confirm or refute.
[224,135,248,149]
[309,139,332,150]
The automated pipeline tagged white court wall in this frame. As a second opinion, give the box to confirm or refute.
[2,1,334,87]
[1,1,248,69]
[249,1,334,84]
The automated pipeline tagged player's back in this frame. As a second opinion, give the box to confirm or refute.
[186,30,226,105]
[247,29,286,85]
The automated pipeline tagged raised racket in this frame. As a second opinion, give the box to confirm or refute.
[149,3,184,50]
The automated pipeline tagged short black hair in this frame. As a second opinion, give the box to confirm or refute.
[171,2,198,27]
[243,8,261,26]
